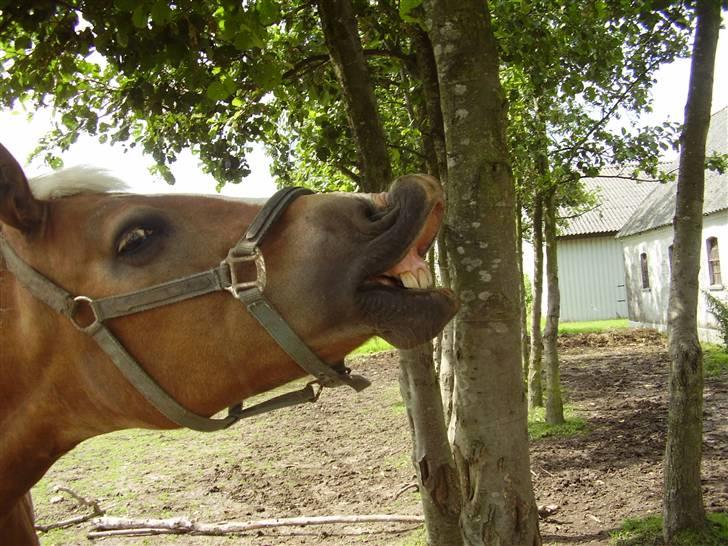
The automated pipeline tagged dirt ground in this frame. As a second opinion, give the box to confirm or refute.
[34,329,727,546]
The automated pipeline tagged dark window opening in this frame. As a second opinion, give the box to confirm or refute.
[640,252,650,289]
[707,237,722,286]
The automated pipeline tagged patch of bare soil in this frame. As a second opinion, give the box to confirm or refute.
[35,330,727,545]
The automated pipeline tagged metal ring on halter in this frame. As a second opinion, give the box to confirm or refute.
[69,296,102,334]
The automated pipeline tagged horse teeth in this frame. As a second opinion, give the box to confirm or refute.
[418,269,432,288]
[400,271,419,289]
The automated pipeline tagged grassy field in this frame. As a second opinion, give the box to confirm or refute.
[557,318,630,334]
[702,344,728,377]
[611,512,728,546]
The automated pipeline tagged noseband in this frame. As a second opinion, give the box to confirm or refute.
[0,187,369,432]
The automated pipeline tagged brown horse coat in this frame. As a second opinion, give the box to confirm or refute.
[0,144,456,544]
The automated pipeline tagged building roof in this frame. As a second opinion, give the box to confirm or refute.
[560,167,660,237]
[617,106,728,238]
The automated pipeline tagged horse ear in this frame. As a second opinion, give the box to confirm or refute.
[0,143,44,233]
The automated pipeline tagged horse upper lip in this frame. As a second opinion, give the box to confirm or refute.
[361,192,444,291]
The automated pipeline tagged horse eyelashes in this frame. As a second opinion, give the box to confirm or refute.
[116,227,155,255]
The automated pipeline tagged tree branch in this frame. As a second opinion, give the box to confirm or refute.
[556,56,667,158]
[89,514,425,538]
[34,486,105,533]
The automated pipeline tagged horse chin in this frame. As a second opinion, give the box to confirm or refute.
[356,285,458,349]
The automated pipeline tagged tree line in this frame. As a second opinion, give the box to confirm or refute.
[0,0,723,543]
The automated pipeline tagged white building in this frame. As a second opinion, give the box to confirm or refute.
[617,106,728,342]
[554,174,658,321]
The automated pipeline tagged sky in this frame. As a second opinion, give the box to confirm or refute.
[0,26,726,197]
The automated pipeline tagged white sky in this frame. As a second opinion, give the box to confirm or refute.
[0,27,725,196]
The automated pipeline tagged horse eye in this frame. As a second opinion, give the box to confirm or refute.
[117,227,154,255]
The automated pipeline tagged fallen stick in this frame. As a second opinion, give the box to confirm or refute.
[35,486,105,533]
[392,482,419,500]
[89,514,425,538]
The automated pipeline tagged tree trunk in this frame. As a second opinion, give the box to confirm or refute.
[316,0,392,193]
[399,344,463,546]
[425,1,542,544]
[663,0,719,540]
[516,193,530,383]
[409,25,448,186]
[528,192,544,409]
[411,24,455,423]
[543,188,564,425]
[437,234,456,427]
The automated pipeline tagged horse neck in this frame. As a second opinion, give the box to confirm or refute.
[0,269,97,513]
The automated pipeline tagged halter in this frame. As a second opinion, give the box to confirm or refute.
[0,187,370,432]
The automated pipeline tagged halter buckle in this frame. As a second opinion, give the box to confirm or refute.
[222,247,266,298]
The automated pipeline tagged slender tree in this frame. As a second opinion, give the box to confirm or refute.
[316,0,392,193]
[542,188,565,425]
[424,0,542,543]
[528,191,545,409]
[316,3,462,543]
[663,0,721,541]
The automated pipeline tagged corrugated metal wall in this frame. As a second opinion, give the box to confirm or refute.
[556,236,628,321]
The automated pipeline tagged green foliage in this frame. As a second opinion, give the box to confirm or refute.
[527,405,588,440]
[611,513,728,545]
[0,0,428,190]
[706,152,728,175]
[500,0,693,231]
[702,344,728,378]
[0,0,696,196]
[522,273,533,316]
[704,291,728,348]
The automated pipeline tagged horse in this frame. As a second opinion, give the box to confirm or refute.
[0,143,457,545]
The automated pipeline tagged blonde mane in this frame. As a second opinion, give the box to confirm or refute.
[29,166,129,200]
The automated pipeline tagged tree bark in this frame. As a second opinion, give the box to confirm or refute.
[542,188,564,425]
[399,344,463,546]
[663,0,720,540]
[425,0,542,544]
[516,192,530,382]
[528,191,544,409]
[410,24,455,424]
[436,233,456,426]
[316,0,392,193]
[409,25,448,186]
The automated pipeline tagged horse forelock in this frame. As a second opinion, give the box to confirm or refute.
[29,166,129,200]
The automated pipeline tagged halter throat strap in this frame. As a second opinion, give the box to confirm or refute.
[0,187,369,432]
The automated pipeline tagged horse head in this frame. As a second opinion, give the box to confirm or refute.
[0,141,457,542]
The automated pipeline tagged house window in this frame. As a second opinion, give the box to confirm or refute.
[640,252,650,289]
[707,237,722,286]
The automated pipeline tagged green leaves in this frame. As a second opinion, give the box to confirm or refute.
[206,79,235,101]
[132,5,148,29]
[213,4,269,50]
[150,1,173,25]
[399,0,423,23]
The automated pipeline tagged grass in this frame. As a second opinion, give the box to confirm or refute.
[398,527,426,546]
[611,512,728,545]
[558,318,630,335]
[528,405,588,440]
[353,319,631,357]
[352,336,393,355]
[702,343,728,377]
